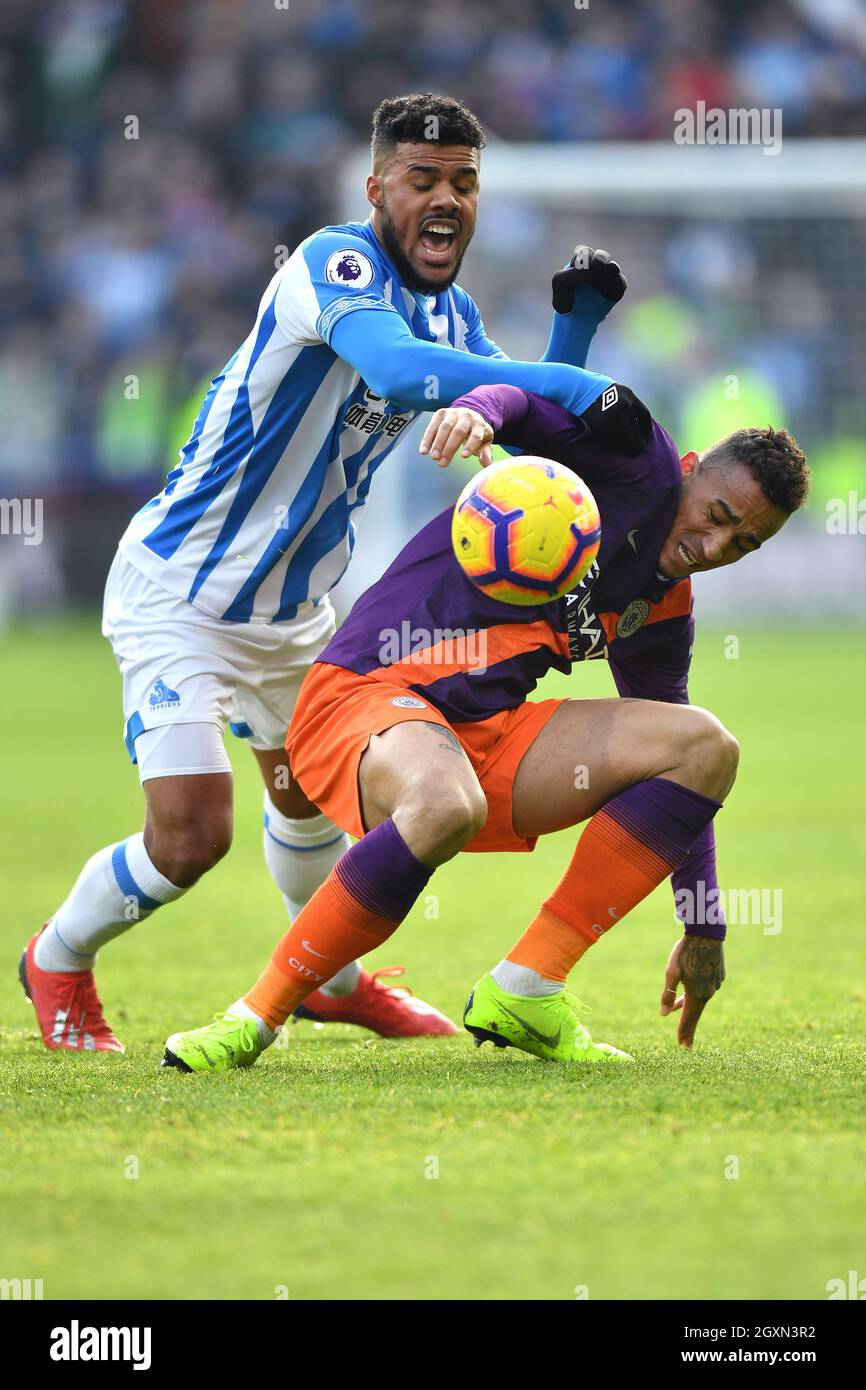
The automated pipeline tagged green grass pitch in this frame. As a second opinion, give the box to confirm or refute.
[0,618,863,1301]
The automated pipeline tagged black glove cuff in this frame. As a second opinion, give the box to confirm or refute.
[579,384,652,457]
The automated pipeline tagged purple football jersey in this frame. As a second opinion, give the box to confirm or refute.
[316,384,724,940]
[322,385,694,715]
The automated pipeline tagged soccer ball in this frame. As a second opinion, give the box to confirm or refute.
[451,456,601,606]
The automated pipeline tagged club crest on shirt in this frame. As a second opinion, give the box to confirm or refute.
[616,598,650,638]
[325,249,375,288]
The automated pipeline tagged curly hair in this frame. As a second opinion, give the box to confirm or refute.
[703,427,810,514]
[371,92,486,167]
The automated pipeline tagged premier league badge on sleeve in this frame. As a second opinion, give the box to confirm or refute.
[325,249,375,288]
[616,598,650,638]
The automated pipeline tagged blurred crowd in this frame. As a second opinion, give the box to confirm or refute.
[1,0,865,607]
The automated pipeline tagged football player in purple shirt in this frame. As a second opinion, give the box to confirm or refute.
[163,273,810,1073]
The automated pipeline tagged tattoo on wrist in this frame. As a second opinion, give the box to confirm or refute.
[680,936,725,1000]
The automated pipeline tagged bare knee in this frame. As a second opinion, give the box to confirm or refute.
[681,707,740,800]
[146,816,233,887]
[440,784,488,845]
[398,783,488,866]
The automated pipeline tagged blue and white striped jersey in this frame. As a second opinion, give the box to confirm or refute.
[118,219,505,625]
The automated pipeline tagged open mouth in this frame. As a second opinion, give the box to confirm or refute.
[677,541,699,570]
[417,221,458,266]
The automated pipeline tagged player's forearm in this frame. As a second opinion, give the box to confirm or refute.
[671,824,727,941]
[541,289,613,370]
[609,654,690,706]
[450,383,586,459]
[541,312,598,369]
[387,343,610,417]
[330,311,612,416]
[543,254,624,368]
[449,384,531,435]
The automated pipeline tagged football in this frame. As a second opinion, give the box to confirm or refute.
[451,455,602,606]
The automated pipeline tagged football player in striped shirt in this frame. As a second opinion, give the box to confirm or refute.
[21,93,625,1051]
[162,381,809,1071]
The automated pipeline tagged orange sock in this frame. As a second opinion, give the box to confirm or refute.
[507,779,720,981]
[245,817,431,1030]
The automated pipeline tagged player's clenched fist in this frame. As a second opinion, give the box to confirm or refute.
[419,407,494,468]
[552,245,627,315]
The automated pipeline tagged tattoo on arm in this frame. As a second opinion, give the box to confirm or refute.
[437,728,465,757]
[680,937,726,1001]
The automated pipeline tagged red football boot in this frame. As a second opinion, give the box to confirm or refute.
[19,931,125,1052]
[295,966,457,1038]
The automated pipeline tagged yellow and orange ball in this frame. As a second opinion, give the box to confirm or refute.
[451,456,601,606]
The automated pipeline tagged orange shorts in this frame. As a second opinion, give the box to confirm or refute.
[286,662,565,853]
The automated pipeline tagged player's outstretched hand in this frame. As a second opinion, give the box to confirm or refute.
[660,935,726,1048]
[419,406,494,468]
[551,246,627,315]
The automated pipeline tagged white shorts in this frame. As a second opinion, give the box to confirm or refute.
[102,552,336,782]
